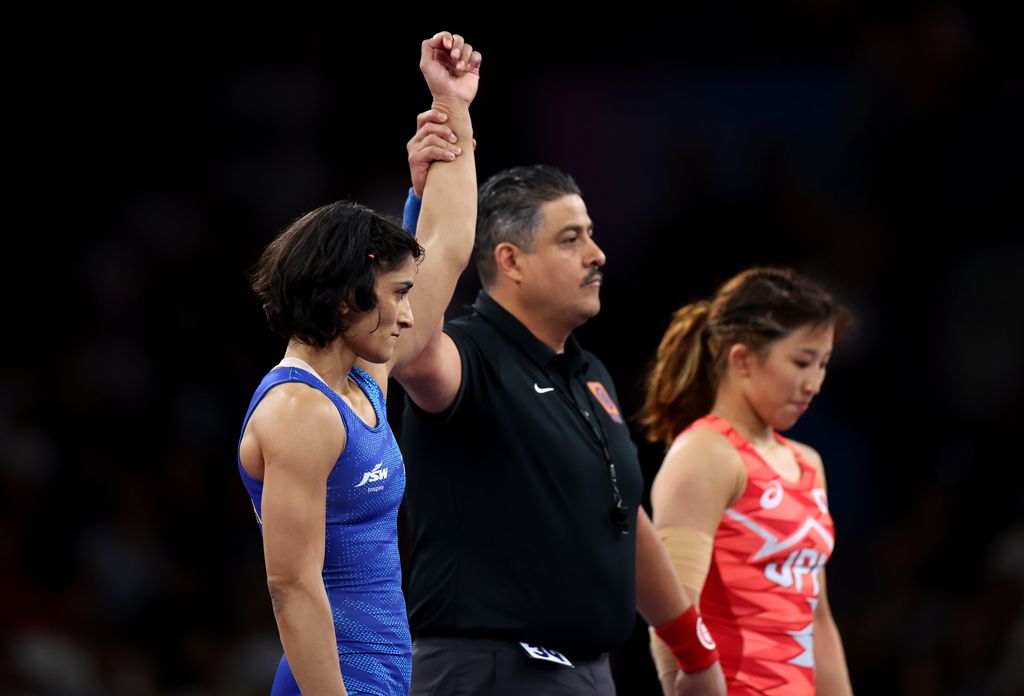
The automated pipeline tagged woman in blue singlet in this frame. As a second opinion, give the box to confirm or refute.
[236,31,481,696]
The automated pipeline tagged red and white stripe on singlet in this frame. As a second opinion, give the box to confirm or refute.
[688,415,835,695]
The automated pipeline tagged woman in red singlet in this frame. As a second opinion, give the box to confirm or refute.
[642,267,854,696]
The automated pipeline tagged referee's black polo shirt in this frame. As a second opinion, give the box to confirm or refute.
[400,290,644,657]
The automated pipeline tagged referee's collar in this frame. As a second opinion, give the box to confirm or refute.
[472,290,588,375]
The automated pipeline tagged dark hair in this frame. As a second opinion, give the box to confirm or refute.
[639,267,852,445]
[250,200,423,349]
[474,164,582,287]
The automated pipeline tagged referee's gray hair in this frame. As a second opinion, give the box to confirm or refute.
[474,165,582,288]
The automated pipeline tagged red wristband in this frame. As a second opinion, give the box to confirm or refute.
[654,605,720,673]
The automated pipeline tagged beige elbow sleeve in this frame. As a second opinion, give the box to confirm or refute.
[648,526,715,678]
[649,626,679,679]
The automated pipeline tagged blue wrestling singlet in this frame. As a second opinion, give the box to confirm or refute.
[237,364,411,695]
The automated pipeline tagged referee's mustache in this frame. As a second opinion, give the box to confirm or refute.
[581,268,603,287]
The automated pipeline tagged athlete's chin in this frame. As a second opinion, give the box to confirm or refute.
[772,414,802,432]
[361,347,393,364]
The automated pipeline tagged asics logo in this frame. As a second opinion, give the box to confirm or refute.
[355,461,388,488]
[533,383,555,394]
[760,481,783,509]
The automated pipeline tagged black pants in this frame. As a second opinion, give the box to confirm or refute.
[410,636,616,696]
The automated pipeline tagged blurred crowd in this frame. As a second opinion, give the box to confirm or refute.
[3,6,1021,694]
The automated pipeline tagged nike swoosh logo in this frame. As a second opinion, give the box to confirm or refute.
[534,383,555,394]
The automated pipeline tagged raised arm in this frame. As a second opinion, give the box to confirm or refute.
[406,108,476,202]
[382,32,480,377]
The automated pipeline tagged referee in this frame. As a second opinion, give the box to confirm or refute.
[393,165,726,695]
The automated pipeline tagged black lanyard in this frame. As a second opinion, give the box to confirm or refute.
[555,362,630,536]
[481,314,631,535]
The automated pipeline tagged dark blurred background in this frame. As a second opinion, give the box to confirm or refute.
[4,5,1022,695]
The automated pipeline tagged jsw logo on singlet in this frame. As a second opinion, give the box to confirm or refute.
[355,461,388,488]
